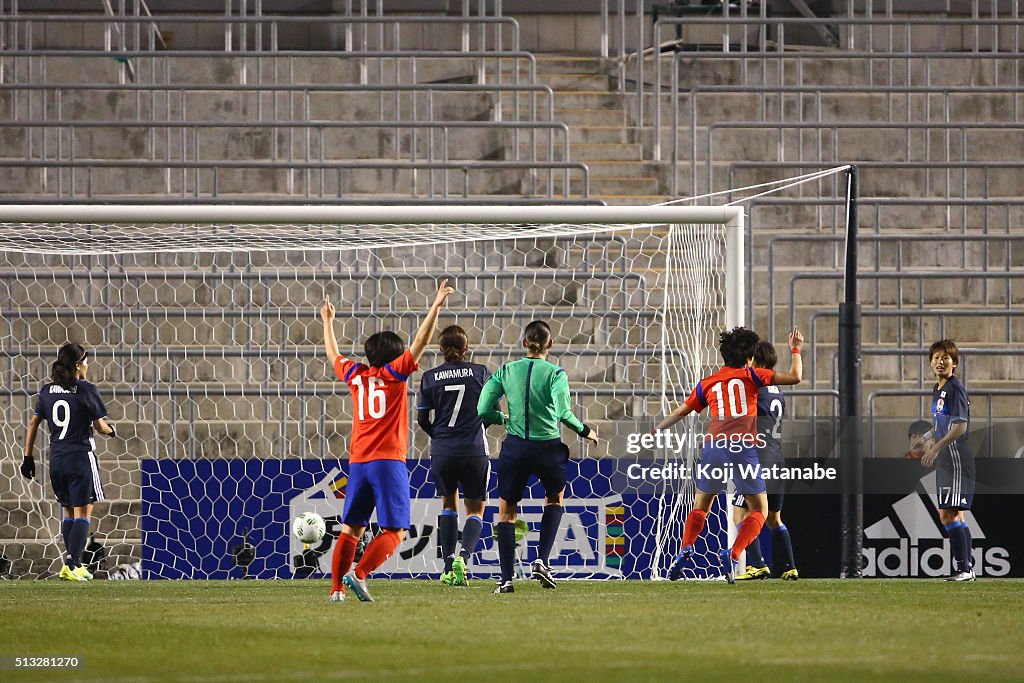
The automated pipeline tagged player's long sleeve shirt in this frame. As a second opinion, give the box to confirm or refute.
[477,357,587,441]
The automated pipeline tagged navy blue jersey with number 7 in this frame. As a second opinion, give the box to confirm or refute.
[34,380,108,458]
[417,361,491,458]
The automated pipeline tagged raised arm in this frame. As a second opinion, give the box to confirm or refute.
[770,327,805,386]
[409,279,455,364]
[320,297,340,365]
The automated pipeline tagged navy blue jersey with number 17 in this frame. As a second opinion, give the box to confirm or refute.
[417,361,491,458]
[34,380,108,459]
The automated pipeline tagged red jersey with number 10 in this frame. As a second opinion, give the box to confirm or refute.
[334,350,419,463]
[684,366,776,439]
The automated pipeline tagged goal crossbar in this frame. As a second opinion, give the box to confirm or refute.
[0,204,743,226]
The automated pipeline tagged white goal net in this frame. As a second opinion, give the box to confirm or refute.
[0,205,742,581]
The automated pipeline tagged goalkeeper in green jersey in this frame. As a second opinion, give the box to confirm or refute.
[478,320,599,594]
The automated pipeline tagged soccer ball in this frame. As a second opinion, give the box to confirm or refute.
[292,512,326,546]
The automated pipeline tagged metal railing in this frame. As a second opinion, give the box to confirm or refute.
[766,230,1024,342]
[868,389,1024,458]
[804,308,1024,408]
[666,84,1024,190]
[736,166,1024,222]
[0,157,590,200]
[703,121,1024,199]
[0,15,523,86]
[648,15,1024,133]
[0,47,537,92]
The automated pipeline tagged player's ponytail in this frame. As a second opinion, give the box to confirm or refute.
[439,325,469,363]
[523,320,552,356]
[51,343,87,390]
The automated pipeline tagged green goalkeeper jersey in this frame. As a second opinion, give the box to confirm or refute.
[477,357,589,441]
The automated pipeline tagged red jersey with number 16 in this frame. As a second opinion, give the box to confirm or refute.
[334,349,419,463]
[684,366,776,439]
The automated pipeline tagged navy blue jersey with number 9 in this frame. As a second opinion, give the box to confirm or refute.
[34,380,108,458]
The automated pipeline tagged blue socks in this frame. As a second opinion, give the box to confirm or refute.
[963,523,974,569]
[496,522,517,584]
[459,515,483,562]
[744,535,767,568]
[438,510,458,573]
[944,521,971,573]
[537,505,564,565]
[67,518,90,569]
[61,517,75,567]
[773,524,796,574]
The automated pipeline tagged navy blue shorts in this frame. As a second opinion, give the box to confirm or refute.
[430,455,490,500]
[342,460,411,530]
[731,449,783,510]
[936,444,975,510]
[50,453,104,508]
[496,435,569,504]
[695,443,766,496]
[731,490,785,512]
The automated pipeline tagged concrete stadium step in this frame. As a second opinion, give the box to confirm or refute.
[859,380,1024,418]
[0,88,497,123]
[534,72,613,91]
[768,267,1023,307]
[518,142,644,162]
[680,125,1022,164]
[14,55,486,86]
[574,160,668,179]
[0,165,540,196]
[526,107,627,127]
[567,125,640,145]
[0,125,515,163]
[530,55,605,74]
[647,90,1024,126]
[769,306,1024,346]
[752,235,1024,270]
[748,203,1024,232]
[558,175,663,196]
[690,164,1024,199]
[508,91,629,110]
[667,55,1022,89]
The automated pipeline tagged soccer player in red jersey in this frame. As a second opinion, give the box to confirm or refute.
[320,279,455,602]
[655,326,803,583]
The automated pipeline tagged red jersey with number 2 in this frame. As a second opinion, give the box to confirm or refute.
[334,349,419,463]
[684,366,776,439]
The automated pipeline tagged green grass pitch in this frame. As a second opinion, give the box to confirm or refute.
[2,579,1023,682]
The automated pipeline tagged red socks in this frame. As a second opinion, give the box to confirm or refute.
[354,530,403,580]
[331,533,358,593]
[732,511,766,562]
[682,509,708,548]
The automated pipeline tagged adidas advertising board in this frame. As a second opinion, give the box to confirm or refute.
[862,472,1010,577]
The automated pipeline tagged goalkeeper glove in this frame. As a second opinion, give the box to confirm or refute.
[106,423,117,438]
[20,457,35,480]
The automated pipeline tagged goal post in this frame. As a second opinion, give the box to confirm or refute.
[0,204,743,581]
